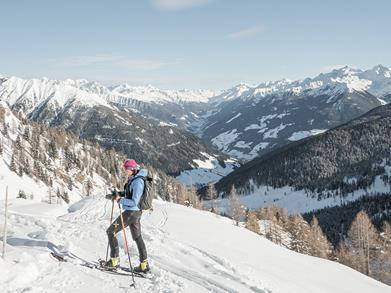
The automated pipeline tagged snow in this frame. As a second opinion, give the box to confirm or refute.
[167,141,180,147]
[206,65,391,107]
[213,173,391,214]
[0,77,113,117]
[258,220,292,249]
[226,113,242,124]
[0,197,389,293]
[0,102,116,206]
[250,142,270,154]
[224,142,270,161]
[287,129,327,141]
[244,124,264,131]
[211,129,240,152]
[176,154,238,186]
[263,123,292,139]
[109,84,217,104]
[0,76,217,123]
[234,141,252,149]
[158,121,177,127]
[1,64,390,120]
[244,115,284,133]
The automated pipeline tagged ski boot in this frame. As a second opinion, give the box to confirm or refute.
[133,259,150,274]
[102,257,120,271]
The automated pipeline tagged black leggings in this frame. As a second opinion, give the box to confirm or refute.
[106,210,147,262]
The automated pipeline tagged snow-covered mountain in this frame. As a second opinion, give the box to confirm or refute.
[200,65,391,160]
[1,195,389,292]
[2,64,391,167]
[0,77,236,184]
[210,65,391,104]
[0,76,215,128]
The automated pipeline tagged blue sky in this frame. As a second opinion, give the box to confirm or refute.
[0,0,390,89]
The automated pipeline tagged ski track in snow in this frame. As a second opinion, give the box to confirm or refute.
[0,198,267,293]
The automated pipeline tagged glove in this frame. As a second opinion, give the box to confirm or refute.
[105,190,120,201]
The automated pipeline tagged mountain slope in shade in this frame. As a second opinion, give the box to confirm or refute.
[210,103,391,214]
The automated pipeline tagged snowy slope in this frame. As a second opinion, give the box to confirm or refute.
[176,152,239,186]
[0,197,389,293]
[210,172,391,214]
[109,83,217,104]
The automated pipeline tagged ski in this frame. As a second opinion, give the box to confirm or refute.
[97,258,149,279]
[50,252,148,279]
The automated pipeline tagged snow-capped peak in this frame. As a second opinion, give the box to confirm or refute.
[1,64,391,112]
[234,64,391,100]
[0,76,113,114]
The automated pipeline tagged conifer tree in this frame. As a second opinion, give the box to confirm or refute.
[187,185,203,209]
[85,179,93,196]
[378,221,391,283]
[10,151,16,172]
[245,211,260,234]
[23,127,30,141]
[206,183,218,212]
[18,164,23,177]
[175,183,187,205]
[347,210,380,276]
[308,216,331,259]
[24,158,31,175]
[2,121,8,136]
[62,191,70,204]
[229,185,245,226]
[55,187,61,204]
[288,214,311,254]
[17,190,27,199]
[48,139,58,159]
[68,180,73,191]
[0,105,5,122]
[15,134,22,150]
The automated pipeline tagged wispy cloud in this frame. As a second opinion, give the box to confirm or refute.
[226,25,265,40]
[119,59,166,71]
[56,54,120,67]
[52,54,166,71]
[151,0,212,11]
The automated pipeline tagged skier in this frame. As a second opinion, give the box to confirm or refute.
[105,159,150,273]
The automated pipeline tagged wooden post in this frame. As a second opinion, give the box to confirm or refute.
[2,186,9,259]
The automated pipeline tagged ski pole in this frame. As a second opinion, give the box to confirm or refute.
[105,199,115,263]
[118,202,136,287]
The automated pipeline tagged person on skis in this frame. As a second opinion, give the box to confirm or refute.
[105,159,150,273]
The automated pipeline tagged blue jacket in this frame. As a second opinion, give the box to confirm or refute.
[119,168,148,211]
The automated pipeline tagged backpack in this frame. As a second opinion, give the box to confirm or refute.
[133,176,154,210]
